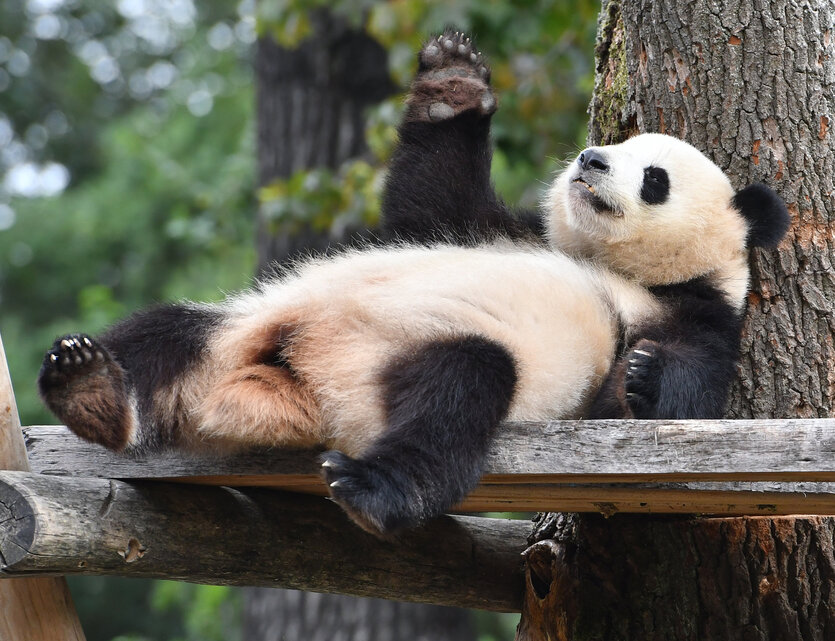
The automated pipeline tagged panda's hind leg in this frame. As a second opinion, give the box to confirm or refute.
[321,335,517,535]
[38,334,134,451]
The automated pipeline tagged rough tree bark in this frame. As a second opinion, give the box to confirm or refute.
[249,13,476,641]
[518,1,835,639]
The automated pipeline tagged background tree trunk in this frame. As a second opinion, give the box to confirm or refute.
[249,12,476,641]
[254,9,393,273]
[519,1,835,639]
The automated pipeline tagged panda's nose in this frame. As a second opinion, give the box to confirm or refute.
[578,149,609,172]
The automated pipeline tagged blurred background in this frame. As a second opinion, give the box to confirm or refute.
[0,0,598,639]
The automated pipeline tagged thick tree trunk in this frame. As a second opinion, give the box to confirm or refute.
[254,9,394,273]
[251,13,475,640]
[519,1,835,639]
[243,591,477,641]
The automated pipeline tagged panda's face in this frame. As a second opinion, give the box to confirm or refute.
[545,133,750,304]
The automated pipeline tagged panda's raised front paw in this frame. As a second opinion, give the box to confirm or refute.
[320,450,421,536]
[407,30,496,123]
[624,339,663,418]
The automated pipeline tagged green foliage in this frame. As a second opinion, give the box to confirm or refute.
[0,1,256,424]
[257,0,599,215]
[1,1,598,639]
[152,582,242,641]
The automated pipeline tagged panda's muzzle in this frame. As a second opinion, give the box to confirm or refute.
[570,176,623,217]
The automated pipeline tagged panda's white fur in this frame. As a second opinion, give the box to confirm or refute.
[39,26,792,533]
[39,124,787,533]
[129,134,747,459]
[198,242,659,456]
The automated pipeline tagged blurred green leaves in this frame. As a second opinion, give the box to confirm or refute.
[0,2,599,639]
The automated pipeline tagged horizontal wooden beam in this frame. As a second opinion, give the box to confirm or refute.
[0,471,528,612]
[23,421,835,515]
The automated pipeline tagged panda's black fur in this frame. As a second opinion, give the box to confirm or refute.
[38,31,790,535]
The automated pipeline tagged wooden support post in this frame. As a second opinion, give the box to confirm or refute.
[0,337,86,640]
[0,470,527,612]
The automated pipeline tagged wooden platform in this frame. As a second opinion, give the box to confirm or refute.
[23,418,835,516]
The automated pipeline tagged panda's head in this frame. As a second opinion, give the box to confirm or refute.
[544,133,790,307]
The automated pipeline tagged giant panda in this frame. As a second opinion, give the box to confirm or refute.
[38,31,790,535]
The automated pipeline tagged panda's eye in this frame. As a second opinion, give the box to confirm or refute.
[641,166,670,205]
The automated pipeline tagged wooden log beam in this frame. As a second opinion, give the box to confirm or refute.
[0,470,528,612]
[23,421,835,515]
[0,339,86,641]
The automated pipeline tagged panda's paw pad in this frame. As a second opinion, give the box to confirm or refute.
[624,339,663,418]
[409,31,495,123]
[41,334,110,383]
[320,451,417,536]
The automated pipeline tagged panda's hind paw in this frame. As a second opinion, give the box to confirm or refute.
[408,30,495,123]
[40,333,110,383]
[38,333,133,451]
[624,339,663,418]
[320,451,422,537]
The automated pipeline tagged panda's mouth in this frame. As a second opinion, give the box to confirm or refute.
[571,178,623,217]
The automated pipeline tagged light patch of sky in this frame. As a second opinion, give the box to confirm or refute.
[7,50,31,77]
[147,60,176,88]
[4,162,70,198]
[0,204,15,231]
[25,0,67,14]
[33,14,64,40]
[207,22,234,51]
[186,88,213,117]
[1,0,252,206]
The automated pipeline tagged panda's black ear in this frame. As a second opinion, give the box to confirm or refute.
[732,183,791,248]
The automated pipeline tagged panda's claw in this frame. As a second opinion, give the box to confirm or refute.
[623,339,663,418]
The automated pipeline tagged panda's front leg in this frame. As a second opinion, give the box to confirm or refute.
[319,335,517,536]
[382,31,538,243]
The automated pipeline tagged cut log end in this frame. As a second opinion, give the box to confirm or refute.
[0,480,36,569]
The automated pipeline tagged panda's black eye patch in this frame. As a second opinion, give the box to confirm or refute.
[641,166,670,205]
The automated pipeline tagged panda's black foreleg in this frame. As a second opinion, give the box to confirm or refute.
[590,279,743,420]
[623,337,739,419]
[320,335,517,535]
[381,31,541,244]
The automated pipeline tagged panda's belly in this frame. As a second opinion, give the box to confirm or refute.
[272,245,626,448]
